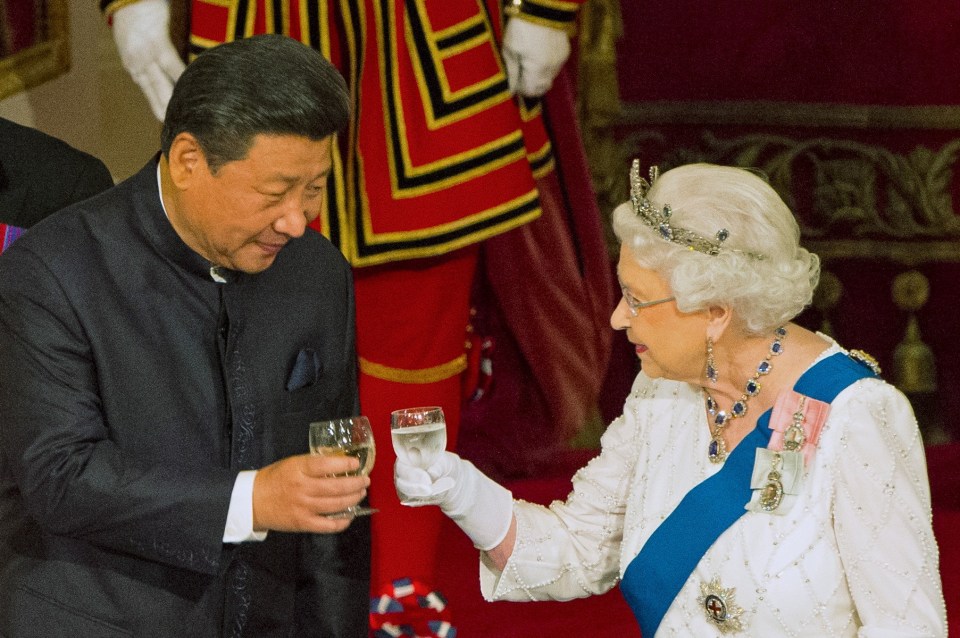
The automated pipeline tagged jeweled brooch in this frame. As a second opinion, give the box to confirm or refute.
[698,577,746,633]
[849,349,881,375]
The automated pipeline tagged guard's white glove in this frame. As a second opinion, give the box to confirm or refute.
[111,0,186,120]
[501,18,571,97]
[395,451,514,551]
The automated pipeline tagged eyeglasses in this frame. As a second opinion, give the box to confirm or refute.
[620,285,675,317]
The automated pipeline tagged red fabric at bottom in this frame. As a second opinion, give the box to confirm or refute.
[353,248,479,593]
[362,373,463,589]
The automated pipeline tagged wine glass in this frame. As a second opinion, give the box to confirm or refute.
[309,416,377,517]
[390,406,449,505]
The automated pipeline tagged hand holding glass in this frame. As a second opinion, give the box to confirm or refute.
[391,406,451,505]
[309,416,377,517]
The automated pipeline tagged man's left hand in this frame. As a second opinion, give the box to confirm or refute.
[252,454,369,533]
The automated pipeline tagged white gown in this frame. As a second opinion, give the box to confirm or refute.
[480,342,947,637]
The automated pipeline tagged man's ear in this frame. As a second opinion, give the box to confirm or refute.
[705,304,733,342]
[166,133,207,189]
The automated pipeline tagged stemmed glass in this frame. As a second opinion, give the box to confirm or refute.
[309,416,377,517]
[390,406,450,505]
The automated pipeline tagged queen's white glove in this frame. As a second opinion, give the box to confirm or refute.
[111,0,186,120]
[395,451,513,551]
[501,18,571,97]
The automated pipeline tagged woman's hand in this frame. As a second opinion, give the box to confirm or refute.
[395,451,515,553]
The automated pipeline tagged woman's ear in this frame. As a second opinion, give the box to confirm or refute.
[705,304,732,342]
[166,133,206,189]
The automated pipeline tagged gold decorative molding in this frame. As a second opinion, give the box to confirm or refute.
[0,0,70,100]
[616,131,960,264]
[619,100,960,130]
[891,270,937,392]
[576,0,623,252]
[575,61,960,265]
[806,240,960,264]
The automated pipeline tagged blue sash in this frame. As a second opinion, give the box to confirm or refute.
[620,352,876,636]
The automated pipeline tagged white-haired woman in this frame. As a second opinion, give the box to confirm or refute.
[395,162,947,636]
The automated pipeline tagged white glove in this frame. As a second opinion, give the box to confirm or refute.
[111,0,186,120]
[395,451,514,551]
[501,18,571,97]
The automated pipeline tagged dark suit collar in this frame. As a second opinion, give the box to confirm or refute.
[130,156,236,283]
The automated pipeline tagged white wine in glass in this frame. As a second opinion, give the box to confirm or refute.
[309,416,377,517]
[390,406,447,504]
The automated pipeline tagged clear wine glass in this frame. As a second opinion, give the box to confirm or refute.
[309,416,377,517]
[390,406,449,505]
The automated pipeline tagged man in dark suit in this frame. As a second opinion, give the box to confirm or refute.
[0,117,114,249]
[0,35,370,637]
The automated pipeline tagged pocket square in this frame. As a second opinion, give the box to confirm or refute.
[286,348,322,391]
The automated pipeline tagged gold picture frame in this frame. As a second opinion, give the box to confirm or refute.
[0,0,70,100]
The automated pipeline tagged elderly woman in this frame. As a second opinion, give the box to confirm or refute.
[395,162,947,635]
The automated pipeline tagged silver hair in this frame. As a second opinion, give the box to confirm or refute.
[612,163,820,335]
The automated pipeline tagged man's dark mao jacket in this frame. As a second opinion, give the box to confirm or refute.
[0,159,370,637]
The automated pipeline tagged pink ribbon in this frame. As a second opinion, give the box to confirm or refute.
[768,389,829,465]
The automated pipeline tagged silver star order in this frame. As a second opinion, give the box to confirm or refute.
[698,577,746,633]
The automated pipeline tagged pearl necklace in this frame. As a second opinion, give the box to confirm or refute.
[704,326,787,463]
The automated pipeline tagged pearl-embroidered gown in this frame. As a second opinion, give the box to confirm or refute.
[480,342,947,636]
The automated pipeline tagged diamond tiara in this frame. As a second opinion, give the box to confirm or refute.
[629,159,765,260]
